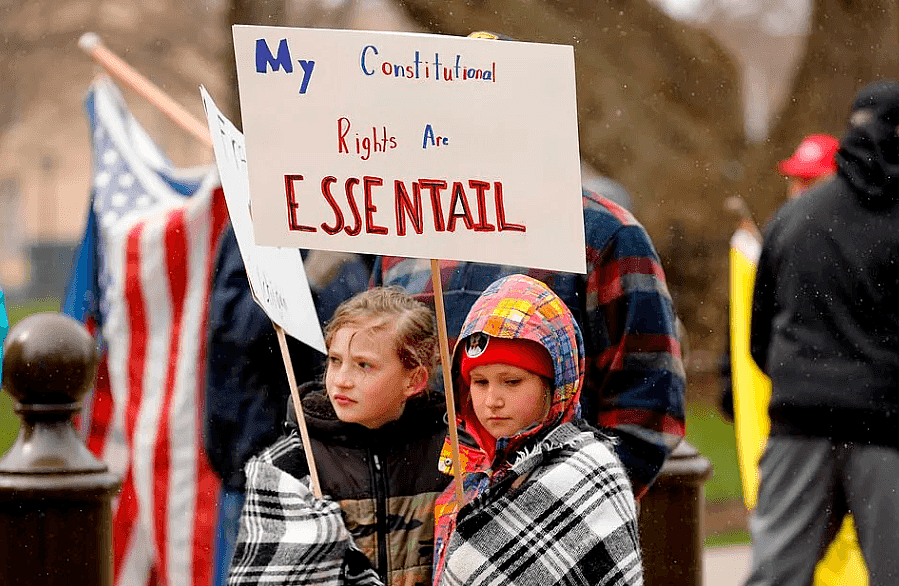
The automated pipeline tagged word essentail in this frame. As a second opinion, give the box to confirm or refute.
[284,175,526,236]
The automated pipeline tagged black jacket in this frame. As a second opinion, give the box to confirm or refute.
[279,382,451,586]
[750,85,899,447]
[203,225,315,489]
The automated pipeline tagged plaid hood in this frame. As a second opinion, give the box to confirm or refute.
[452,273,585,466]
[432,277,643,586]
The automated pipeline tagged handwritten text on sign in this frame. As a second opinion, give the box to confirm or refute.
[234,26,585,273]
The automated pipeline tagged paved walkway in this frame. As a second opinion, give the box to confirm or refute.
[704,545,752,586]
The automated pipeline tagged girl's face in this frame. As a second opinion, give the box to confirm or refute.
[468,363,550,439]
[325,321,425,429]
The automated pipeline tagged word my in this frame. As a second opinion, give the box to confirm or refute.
[255,38,315,94]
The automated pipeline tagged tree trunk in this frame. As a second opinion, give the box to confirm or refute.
[395,0,745,368]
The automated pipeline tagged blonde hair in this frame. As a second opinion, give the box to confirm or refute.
[325,287,437,377]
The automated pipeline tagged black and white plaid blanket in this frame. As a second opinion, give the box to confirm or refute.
[439,423,643,586]
[228,436,384,586]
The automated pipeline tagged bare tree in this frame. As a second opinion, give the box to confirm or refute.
[746,0,899,223]
[393,0,899,375]
[395,0,745,367]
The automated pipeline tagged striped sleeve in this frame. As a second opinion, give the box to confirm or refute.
[581,193,686,498]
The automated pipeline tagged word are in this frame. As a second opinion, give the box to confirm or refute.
[284,175,525,236]
[422,124,449,148]
[337,117,398,160]
[255,38,315,94]
[360,46,496,83]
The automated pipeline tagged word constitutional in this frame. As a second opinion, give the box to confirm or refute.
[284,175,525,236]
[360,46,497,83]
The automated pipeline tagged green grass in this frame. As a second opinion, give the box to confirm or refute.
[705,529,751,548]
[685,400,752,547]
[0,391,19,457]
[686,401,743,503]
[5,297,61,328]
[1,297,62,455]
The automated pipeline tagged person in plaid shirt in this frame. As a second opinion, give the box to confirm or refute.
[372,187,685,498]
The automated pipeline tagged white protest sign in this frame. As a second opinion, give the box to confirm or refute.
[233,26,586,274]
[200,86,326,354]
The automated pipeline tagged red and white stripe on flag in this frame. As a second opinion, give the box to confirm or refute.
[78,79,228,586]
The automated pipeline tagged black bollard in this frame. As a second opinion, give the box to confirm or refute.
[0,312,121,585]
[638,440,714,586]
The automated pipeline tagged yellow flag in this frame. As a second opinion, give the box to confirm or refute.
[729,223,868,585]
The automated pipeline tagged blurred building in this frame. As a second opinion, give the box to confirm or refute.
[0,0,234,302]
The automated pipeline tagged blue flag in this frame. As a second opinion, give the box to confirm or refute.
[0,289,7,382]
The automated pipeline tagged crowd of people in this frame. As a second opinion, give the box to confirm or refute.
[196,35,899,586]
[207,172,681,585]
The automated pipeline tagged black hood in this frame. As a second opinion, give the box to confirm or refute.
[285,381,447,448]
[836,80,899,210]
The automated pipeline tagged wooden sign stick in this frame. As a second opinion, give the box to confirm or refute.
[80,31,324,497]
[430,259,465,504]
[275,325,323,498]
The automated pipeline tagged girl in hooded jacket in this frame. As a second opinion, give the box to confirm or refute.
[228,287,450,586]
[432,274,643,586]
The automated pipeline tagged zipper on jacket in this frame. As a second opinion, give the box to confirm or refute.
[370,451,389,584]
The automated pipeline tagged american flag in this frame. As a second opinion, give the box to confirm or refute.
[63,77,227,586]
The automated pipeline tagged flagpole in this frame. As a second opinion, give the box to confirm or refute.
[724,195,762,242]
[79,32,325,496]
[78,32,213,147]
[430,259,465,504]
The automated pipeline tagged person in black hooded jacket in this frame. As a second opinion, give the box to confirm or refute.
[744,81,899,586]
[228,287,450,586]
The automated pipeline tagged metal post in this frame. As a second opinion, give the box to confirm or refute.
[0,313,121,585]
[638,440,714,586]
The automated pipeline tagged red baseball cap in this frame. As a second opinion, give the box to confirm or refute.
[778,134,839,179]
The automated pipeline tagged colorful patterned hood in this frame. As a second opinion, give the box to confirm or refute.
[452,273,585,462]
